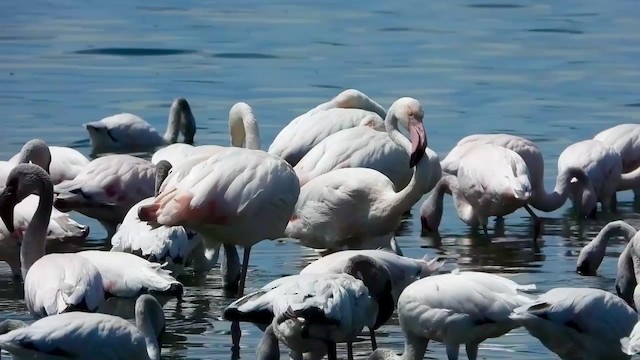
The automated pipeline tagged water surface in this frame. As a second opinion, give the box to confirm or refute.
[2,0,640,358]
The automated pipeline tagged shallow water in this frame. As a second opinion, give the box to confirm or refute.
[2,0,640,358]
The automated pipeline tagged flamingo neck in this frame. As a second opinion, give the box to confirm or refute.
[21,181,53,278]
[530,167,586,212]
[137,316,161,360]
[388,152,432,216]
[619,166,640,191]
[616,243,637,307]
[579,221,637,273]
[229,104,261,150]
[443,175,476,225]
[256,324,279,360]
[164,99,195,145]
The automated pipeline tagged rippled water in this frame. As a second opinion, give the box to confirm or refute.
[2,0,640,358]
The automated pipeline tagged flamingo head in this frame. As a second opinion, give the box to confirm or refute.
[394,98,427,168]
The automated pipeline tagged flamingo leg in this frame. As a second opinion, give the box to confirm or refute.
[465,343,479,360]
[445,343,460,360]
[237,246,252,298]
[523,204,542,241]
[347,341,354,360]
[610,192,618,212]
[369,328,378,350]
[222,244,241,292]
[326,341,337,360]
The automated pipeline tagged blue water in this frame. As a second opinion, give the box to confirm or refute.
[2,0,640,358]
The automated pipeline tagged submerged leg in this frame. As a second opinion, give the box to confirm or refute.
[369,328,378,350]
[465,343,479,360]
[347,342,354,360]
[238,246,252,298]
[445,343,460,360]
[610,192,618,212]
[222,244,241,292]
[326,342,337,360]
[523,204,542,241]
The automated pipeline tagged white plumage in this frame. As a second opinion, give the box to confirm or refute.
[510,287,636,360]
[594,123,640,199]
[369,271,533,360]
[268,89,386,166]
[285,97,431,252]
[0,294,165,360]
[84,97,196,154]
[54,154,156,236]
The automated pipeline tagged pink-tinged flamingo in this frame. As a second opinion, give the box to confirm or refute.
[285,97,430,253]
[268,89,386,166]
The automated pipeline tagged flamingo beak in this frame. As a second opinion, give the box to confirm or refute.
[0,186,17,234]
[409,118,427,168]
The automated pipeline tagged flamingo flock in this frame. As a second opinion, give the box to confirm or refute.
[0,89,637,360]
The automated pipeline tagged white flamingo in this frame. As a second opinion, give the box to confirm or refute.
[268,89,386,166]
[622,319,640,356]
[84,97,196,154]
[0,294,165,360]
[558,139,640,216]
[111,161,202,275]
[53,154,156,237]
[441,133,591,213]
[225,255,392,360]
[510,287,636,360]
[285,97,430,253]
[8,139,89,185]
[293,105,441,191]
[421,144,543,239]
[151,144,223,166]
[593,123,640,201]
[0,164,105,318]
[368,271,534,360]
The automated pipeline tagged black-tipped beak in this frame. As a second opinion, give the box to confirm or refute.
[409,119,427,168]
[0,187,17,234]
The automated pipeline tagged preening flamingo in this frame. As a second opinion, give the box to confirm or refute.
[368,271,534,360]
[84,97,196,154]
[285,97,430,253]
[225,255,392,360]
[593,123,640,200]
[53,154,156,237]
[268,89,386,166]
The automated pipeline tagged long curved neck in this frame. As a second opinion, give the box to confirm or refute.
[387,152,432,215]
[230,108,261,150]
[584,221,637,271]
[441,175,476,225]
[530,169,576,212]
[619,166,640,191]
[256,324,279,360]
[138,316,161,360]
[21,180,54,277]
[384,112,410,154]
[164,106,182,144]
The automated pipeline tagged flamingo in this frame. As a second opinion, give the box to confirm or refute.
[368,271,534,360]
[421,144,544,239]
[0,294,165,360]
[151,144,223,166]
[593,123,640,201]
[440,133,591,213]
[285,97,430,253]
[225,255,393,360]
[510,287,636,360]
[293,105,442,191]
[7,139,89,185]
[558,139,640,216]
[300,249,447,303]
[110,160,202,275]
[575,220,639,308]
[138,146,300,298]
[268,89,386,166]
[84,97,196,154]
[0,164,105,318]
[53,154,156,237]
[622,320,640,356]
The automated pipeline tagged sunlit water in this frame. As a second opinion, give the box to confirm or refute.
[2,0,640,358]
